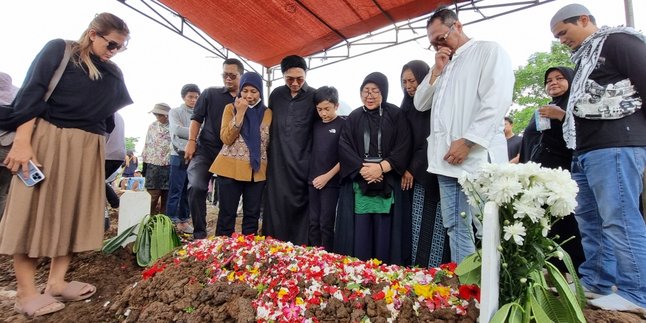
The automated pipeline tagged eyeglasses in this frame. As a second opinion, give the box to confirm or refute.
[361,89,381,98]
[98,34,127,52]
[428,23,455,50]
[222,73,239,80]
[285,76,305,84]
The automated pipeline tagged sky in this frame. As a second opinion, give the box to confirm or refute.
[0,0,644,153]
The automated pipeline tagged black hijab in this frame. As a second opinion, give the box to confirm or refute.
[400,60,430,111]
[544,66,574,106]
[519,66,574,166]
[399,60,435,185]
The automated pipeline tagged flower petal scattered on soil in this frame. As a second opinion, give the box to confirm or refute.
[171,233,476,322]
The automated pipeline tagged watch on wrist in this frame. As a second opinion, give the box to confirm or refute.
[464,139,475,148]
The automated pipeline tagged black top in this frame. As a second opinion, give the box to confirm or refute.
[191,86,235,156]
[1,39,132,134]
[339,103,411,189]
[308,116,345,187]
[400,95,435,186]
[575,33,646,153]
[520,66,574,169]
[506,135,522,160]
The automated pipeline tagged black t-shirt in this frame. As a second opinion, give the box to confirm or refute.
[575,33,646,153]
[308,116,345,187]
[191,86,235,156]
[506,135,522,160]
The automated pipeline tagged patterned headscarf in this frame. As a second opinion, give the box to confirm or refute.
[563,26,646,149]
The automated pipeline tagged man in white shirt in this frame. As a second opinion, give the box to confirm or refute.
[414,8,514,263]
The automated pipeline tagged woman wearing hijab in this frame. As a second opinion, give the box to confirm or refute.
[0,13,132,317]
[210,72,271,236]
[334,72,411,264]
[400,60,451,268]
[519,66,584,271]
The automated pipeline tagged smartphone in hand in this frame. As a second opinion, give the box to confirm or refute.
[17,160,45,187]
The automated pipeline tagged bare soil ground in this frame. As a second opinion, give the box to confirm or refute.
[0,203,644,322]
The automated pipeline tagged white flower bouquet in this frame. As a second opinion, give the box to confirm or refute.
[456,162,586,323]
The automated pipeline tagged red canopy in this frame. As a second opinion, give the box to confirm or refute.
[160,0,455,67]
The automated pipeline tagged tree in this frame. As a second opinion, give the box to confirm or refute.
[510,42,573,134]
[125,137,139,153]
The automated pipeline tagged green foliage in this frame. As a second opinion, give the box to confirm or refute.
[509,107,535,135]
[125,136,139,152]
[105,213,182,266]
[511,42,573,133]
[455,252,481,285]
[102,222,138,254]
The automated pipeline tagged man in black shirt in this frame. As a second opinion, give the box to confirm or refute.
[551,3,646,309]
[184,58,243,239]
[504,117,521,163]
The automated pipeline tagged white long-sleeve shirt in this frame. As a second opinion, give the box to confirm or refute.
[414,39,514,178]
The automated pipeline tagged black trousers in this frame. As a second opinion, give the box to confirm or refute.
[308,185,339,251]
[105,159,123,208]
[187,148,216,239]
[215,176,265,236]
[353,212,392,262]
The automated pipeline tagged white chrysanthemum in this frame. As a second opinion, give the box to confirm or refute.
[512,200,546,223]
[503,221,527,245]
[517,162,543,183]
[518,184,550,209]
[486,175,523,206]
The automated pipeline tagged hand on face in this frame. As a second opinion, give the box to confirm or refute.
[234,96,249,114]
[434,46,452,72]
[427,19,458,75]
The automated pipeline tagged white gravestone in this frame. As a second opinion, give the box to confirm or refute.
[118,190,151,245]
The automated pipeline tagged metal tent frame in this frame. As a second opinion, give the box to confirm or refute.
[115,0,556,86]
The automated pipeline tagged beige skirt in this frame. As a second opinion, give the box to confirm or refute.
[0,119,105,257]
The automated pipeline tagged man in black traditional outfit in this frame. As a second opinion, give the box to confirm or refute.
[262,55,317,245]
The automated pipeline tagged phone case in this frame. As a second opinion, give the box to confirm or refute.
[17,161,45,187]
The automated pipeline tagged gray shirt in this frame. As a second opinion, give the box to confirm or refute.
[169,104,192,156]
[105,112,125,161]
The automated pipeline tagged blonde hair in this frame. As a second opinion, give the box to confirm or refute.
[75,13,129,80]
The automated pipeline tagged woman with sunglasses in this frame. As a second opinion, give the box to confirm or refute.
[0,13,132,318]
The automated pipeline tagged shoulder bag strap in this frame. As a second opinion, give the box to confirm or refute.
[43,40,73,102]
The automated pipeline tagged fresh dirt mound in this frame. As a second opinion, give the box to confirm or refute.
[108,235,480,322]
[0,206,644,322]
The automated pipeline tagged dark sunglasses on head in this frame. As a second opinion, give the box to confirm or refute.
[98,34,127,52]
